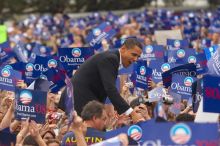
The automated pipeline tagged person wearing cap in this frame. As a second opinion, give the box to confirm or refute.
[70,38,145,123]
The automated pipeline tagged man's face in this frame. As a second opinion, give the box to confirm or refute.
[121,45,142,68]
[93,110,107,131]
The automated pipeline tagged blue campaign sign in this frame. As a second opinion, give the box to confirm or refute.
[58,47,94,70]
[23,43,36,60]
[59,33,74,48]
[135,60,152,90]
[0,41,15,63]
[10,62,35,84]
[204,45,218,60]
[13,41,29,63]
[105,122,219,145]
[203,75,220,113]
[0,67,22,91]
[29,44,52,62]
[43,68,66,93]
[170,74,196,99]
[168,48,196,64]
[86,22,116,49]
[0,128,16,146]
[28,56,55,83]
[140,45,165,61]
[196,53,208,74]
[162,63,197,88]
[15,88,47,124]
[149,60,174,83]
[207,47,220,76]
[167,39,189,50]
[192,78,203,113]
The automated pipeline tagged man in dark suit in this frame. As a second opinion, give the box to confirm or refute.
[63,38,144,122]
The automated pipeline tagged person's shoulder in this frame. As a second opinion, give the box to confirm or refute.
[62,131,75,139]
[101,50,119,60]
[86,127,105,137]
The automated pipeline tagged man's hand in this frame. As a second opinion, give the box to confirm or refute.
[130,110,145,124]
[16,80,27,89]
[71,111,86,134]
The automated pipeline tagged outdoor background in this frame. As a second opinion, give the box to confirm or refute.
[0,0,220,21]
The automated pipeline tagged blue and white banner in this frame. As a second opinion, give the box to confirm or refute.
[13,41,29,63]
[135,60,152,90]
[29,44,52,62]
[58,47,94,70]
[162,63,197,88]
[203,75,220,113]
[0,67,22,91]
[167,39,189,50]
[204,45,218,60]
[169,74,196,99]
[15,88,47,123]
[192,78,203,113]
[207,47,220,76]
[27,56,56,83]
[167,48,196,64]
[149,60,174,83]
[196,53,208,74]
[0,41,14,63]
[140,45,165,61]
[105,122,219,146]
[86,22,116,49]
[43,68,66,93]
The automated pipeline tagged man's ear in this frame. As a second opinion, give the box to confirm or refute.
[120,46,127,55]
[92,116,97,121]
[121,45,127,51]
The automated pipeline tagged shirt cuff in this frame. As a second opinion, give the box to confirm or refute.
[124,107,133,115]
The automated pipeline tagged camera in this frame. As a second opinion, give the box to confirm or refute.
[125,82,134,88]
[162,95,174,105]
[138,97,152,106]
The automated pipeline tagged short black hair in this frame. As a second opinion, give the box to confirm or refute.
[81,100,105,121]
[23,135,38,146]
[176,113,195,122]
[123,38,143,50]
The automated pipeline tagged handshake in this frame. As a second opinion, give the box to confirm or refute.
[130,110,145,124]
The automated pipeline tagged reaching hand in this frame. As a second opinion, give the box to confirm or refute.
[130,110,145,124]
[148,78,156,89]
[16,80,27,89]
[116,114,131,127]
[71,111,85,133]
[29,120,41,138]
[16,118,30,145]
[118,133,129,146]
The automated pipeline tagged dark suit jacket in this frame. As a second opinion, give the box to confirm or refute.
[72,50,130,115]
